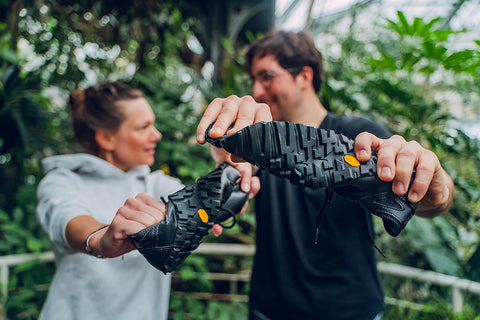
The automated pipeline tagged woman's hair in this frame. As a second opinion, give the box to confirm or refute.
[244,30,324,93]
[69,82,144,154]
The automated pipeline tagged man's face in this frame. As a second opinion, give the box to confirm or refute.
[250,54,302,121]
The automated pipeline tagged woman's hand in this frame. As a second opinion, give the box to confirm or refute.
[89,193,166,258]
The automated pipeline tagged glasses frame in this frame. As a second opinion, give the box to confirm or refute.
[251,67,301,88]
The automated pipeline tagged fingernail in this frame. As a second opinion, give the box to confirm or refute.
[443,186,449,202]
[409,191,419,202]
[242,182,250,192]
[197,133,204,142]
[212,126,223,136]
[394,181,405,194]
[381,167,392,178]
[358,150,368,159]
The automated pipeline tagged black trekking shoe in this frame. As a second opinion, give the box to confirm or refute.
[206,121,417,237]
[130,162,249,273]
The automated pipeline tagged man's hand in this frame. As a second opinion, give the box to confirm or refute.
[354,132,454,217]
[211,161,261,237]
[197,95,269,223]
[197,95,272,144]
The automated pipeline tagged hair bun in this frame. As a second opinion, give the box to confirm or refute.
[69,88,86,113]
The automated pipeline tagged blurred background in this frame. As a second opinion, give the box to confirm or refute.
[1,0,479,319]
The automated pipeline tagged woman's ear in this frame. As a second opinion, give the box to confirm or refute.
[95,130,116,151]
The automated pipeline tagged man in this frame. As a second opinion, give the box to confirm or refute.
[197,30,454,320]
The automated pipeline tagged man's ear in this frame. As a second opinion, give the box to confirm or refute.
[298,66,314,89]
[95,130,116,151]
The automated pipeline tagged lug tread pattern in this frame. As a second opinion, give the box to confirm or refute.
[132,163,248,273]
[206,121,417,237]
[217,121,377,189]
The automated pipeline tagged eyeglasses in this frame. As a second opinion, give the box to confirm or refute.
[251,68,299,88]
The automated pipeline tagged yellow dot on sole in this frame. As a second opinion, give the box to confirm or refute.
[344,155,360,167]
[198,209,209,223]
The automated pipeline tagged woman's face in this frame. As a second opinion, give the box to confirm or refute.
[103,97,162,171]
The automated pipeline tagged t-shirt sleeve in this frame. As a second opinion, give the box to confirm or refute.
[350,116,391,139]
[322,114,391,140]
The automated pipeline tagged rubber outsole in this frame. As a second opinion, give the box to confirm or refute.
[206,121,417,237]
[206,121,378,189]
[131,163,248,273]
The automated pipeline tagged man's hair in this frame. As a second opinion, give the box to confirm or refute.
[245,30,324,93]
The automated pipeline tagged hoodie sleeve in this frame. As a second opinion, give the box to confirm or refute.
[36,168,92,254]
[147,170,184,199]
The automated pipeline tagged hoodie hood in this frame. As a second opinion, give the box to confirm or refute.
[42,153,151,179]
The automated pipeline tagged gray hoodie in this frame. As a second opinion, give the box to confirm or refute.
[37,154,183,320]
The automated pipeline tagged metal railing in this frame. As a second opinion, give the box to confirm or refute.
[1,243,480,314]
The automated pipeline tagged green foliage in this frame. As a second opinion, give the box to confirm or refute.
[0,1,213,318]
[169,295,248,320]
[381,273,480,319]
[132,68,214,183]
[1,0,480,318]
[322,10,480,283]
[384,303,480,320]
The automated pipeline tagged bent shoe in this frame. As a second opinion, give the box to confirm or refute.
[130,162,249,273]
[206,121,417,237]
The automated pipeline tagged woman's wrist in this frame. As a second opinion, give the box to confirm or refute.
[85,225,109,258]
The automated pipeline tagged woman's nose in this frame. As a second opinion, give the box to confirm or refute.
[152,127,162,141]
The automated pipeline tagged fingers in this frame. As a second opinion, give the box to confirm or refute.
[354,132,440,203]
[197,95,272,144]
[134,193,167,218]
[387,139,419,195]
[376,137,437,202]
[212,224,223,237]
[233,162,254,192]
[375,135,407,182]
[354,132,382,162]
[249,176,261,199]
[230,97,271,134]
[355,132,397,181]
[202,96,243,139]
[405,149,437,202]
[113,193,166,237]
[197,97,228,143]
[124,193,166,224]
[210,145,231,166]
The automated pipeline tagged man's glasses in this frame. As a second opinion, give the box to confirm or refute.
[251,68,299,88]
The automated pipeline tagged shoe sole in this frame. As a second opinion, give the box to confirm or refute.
[131,163,248,273]
[206,121,418,237]
[207,121,378,189]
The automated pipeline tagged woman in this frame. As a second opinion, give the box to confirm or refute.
[36,82,184,319]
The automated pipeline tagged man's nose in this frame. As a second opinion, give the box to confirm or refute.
[252,80,268,100]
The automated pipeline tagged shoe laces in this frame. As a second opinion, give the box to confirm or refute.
[313,189,386,258]
[314,188,334,244]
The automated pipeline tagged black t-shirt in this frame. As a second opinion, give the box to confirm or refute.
[250,114,391,320]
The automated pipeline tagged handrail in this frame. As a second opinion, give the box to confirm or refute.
[1,244,478,313]
[377,261,480,312]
